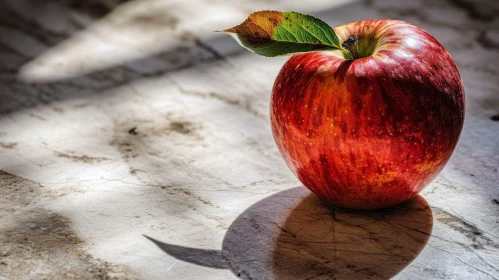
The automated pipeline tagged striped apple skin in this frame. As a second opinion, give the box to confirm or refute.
[270,20,465,209]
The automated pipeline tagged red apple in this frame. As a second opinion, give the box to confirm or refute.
[270,20,465,209]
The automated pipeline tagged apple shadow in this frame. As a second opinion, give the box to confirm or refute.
[146,187,433,279]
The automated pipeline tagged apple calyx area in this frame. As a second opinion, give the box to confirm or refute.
[341,35,359,59]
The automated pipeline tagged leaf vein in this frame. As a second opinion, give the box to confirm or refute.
[286,16,328,45]
[276,25,299,42]
[304,17,339,46]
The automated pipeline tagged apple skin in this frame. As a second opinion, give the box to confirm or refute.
[270,20,465,210]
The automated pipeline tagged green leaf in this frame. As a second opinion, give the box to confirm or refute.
[220,11,343,57]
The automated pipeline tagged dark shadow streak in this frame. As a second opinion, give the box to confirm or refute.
[143,235,228,269]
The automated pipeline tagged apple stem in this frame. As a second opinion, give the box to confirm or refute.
[341,35,359,59]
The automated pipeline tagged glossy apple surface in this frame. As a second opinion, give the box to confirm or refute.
[270,20,465,210]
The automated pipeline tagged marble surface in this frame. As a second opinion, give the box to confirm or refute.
[0,0,498,279]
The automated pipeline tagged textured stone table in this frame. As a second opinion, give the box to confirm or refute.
[0,0,498,279]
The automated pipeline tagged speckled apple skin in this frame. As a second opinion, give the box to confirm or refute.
[270,20,465,210]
